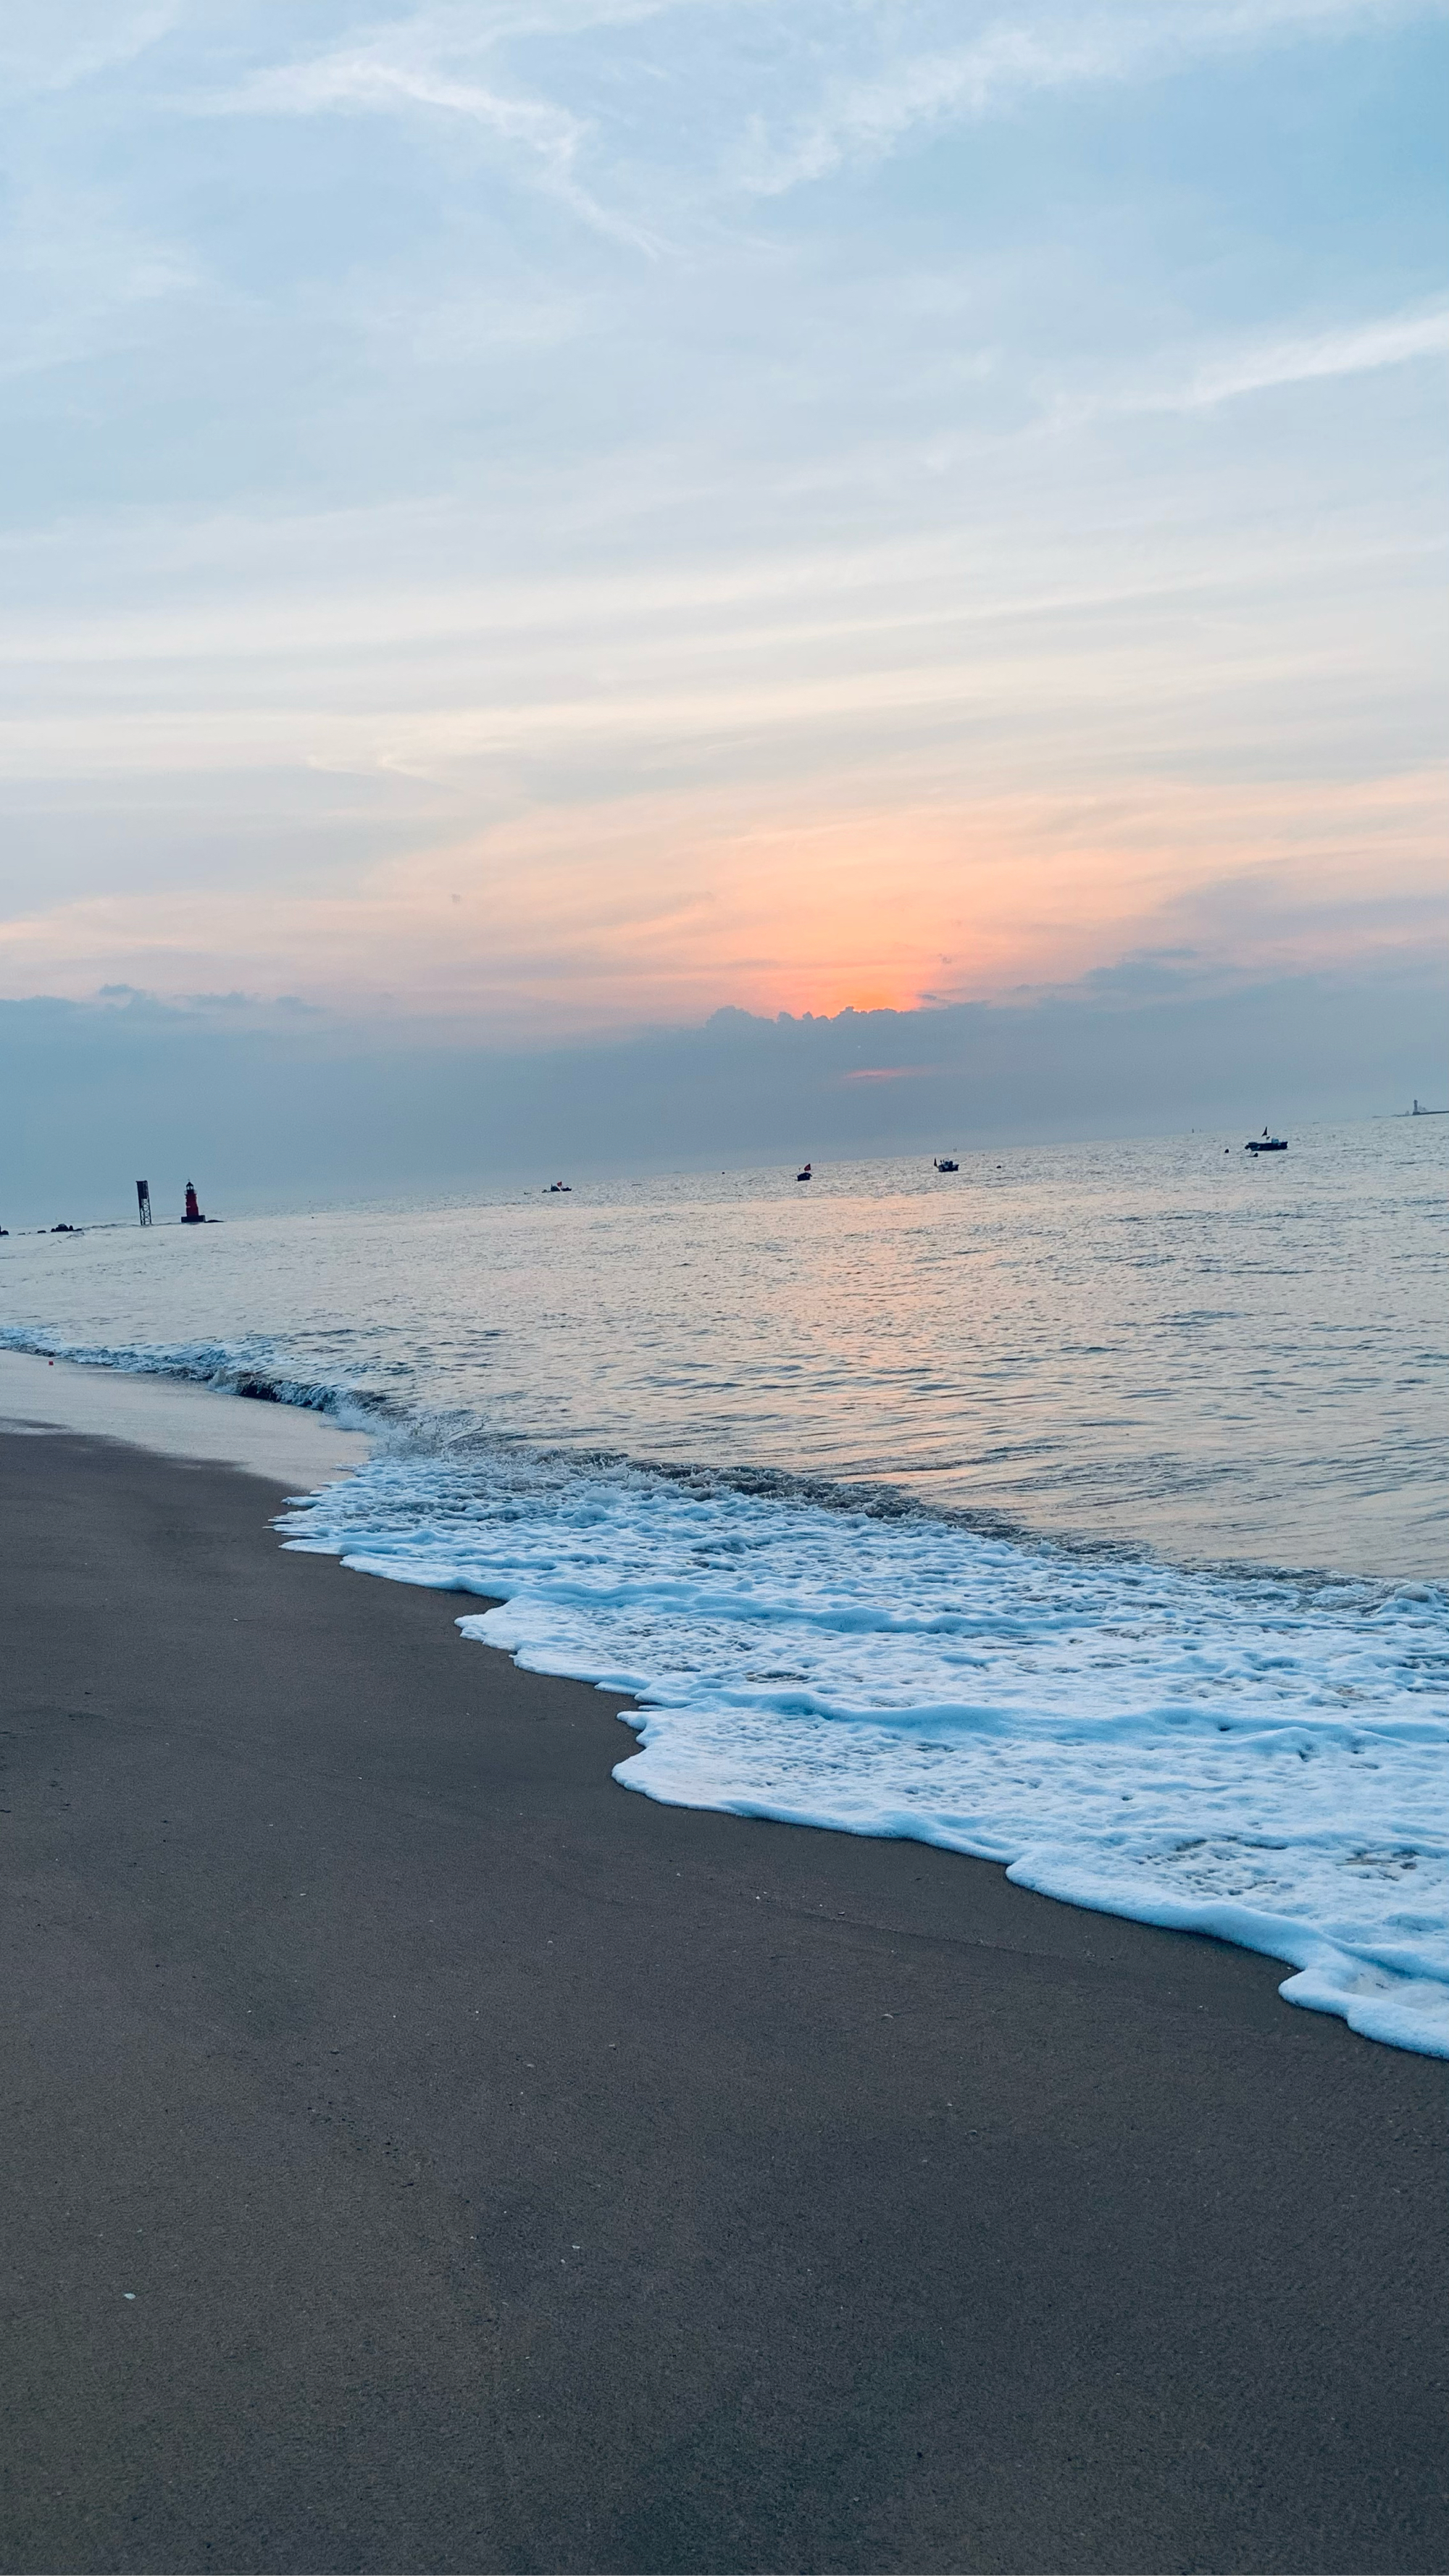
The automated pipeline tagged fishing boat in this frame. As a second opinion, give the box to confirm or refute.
[796,1163,813,1181]
[933,1157,959,1173]
[546,1181,572,1192]
[1244,1130,1287,1153]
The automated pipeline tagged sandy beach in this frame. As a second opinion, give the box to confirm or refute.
[2,1418,1446,2575]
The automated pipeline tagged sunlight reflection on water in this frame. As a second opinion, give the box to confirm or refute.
[1,1117,1444,1579]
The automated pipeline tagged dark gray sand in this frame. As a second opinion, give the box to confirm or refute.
[2,1431,1445,2576]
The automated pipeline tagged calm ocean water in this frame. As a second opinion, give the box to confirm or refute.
[4,1118,1447,2053]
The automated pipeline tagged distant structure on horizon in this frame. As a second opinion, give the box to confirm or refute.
[1408,1098,1448,1116]
[136,1180,152,1226]
[182,1180,206,1224]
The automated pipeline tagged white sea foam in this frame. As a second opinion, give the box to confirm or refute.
[280,1441,1449,2058]
[6,1136,1445,2057]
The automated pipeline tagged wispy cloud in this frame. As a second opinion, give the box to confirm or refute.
[743,0,1449,193]
[1158,304,1449,411]
[208,12,661,249]
[4,766,1442,1031]
[1040,301,1449,427]
[3,0,1442,1045]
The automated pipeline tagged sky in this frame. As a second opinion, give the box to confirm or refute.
[1,0,1445,1198]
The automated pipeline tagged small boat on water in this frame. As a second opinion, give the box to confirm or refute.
[1245,1129,1287,1153]
[546,1181,572,1192]
[796,1163,813,1181]
[933,1156,959,1173]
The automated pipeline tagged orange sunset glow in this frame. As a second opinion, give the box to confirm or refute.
[4,763,1440,1033]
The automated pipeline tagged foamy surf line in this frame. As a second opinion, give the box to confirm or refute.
[272,1441,1449,2062]
[4,1324,1447,2057]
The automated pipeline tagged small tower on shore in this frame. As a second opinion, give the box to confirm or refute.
[136,1180,152,1226]
[182,1180,205,1224]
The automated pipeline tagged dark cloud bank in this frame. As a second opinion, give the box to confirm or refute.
[3,961,1443,1224]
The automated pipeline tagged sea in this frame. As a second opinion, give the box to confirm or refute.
[4,1117,1446,2057]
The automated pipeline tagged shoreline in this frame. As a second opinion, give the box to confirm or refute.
[0,1347,372,1488]
[7,1352,1448,2057]
[5,1333,1438,1589]
[2,1424,1446,2572]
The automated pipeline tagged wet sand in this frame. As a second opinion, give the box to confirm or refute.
[1,1427,1445,2575]
[0,1347,372,1485]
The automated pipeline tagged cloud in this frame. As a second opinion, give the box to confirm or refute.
[236,46,583,154]
[4,766,1442,1037]
[3,0,1441,1077]
[1119,304,1449,417]
[206,13,661,249]
[743,0,1448,193]
[3,951,1444,1221]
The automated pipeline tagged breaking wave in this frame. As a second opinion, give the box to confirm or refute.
[280,1434,1449,2061]
[0,1323,388,1421]
[7,1319,1448,2058]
